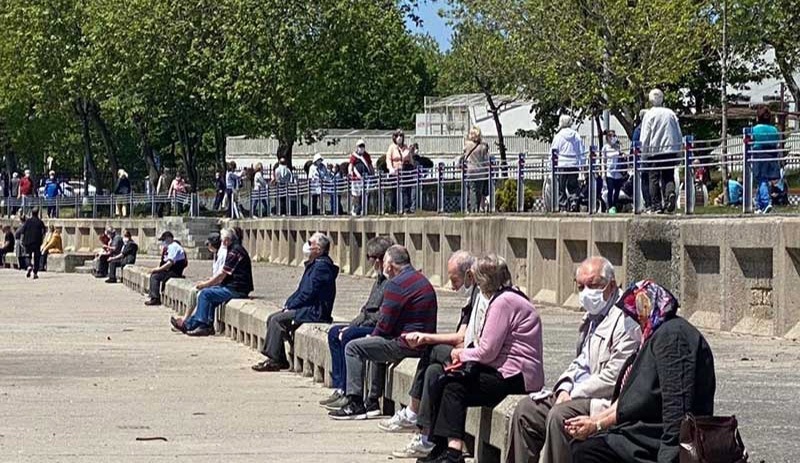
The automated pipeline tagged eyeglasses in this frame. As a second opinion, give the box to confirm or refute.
[367,254,381,261]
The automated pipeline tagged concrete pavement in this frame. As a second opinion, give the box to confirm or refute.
[2,265,800,461]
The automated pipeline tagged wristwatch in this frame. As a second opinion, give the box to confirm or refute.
[595,421,603,433]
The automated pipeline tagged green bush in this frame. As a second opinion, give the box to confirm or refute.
[495,179,541,212]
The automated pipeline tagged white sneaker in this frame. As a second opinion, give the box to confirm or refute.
[391,434,435,458]
[378,408,417,433]
[764,204,773,214]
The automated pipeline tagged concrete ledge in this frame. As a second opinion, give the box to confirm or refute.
[123,265,150,295]
[163,279,197,316]
[48,252,95,273]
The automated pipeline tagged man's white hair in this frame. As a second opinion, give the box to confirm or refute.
[449,250,475,277]
[576,256,616,283]
[558,115,573,129]
[220,228,235,242]
[649,89,664,107]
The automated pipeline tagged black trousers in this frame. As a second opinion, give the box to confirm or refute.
[96,255,111,277]
[646,153,677,210]
[570,435,621,462]
[431,366,525,440]
[148,269,181,300]
[40,251,49,271]
[260,310,297,364]
[410,344,453,430]
[107,261,127,282]
[26,245,42,275]
[557,167,579,210]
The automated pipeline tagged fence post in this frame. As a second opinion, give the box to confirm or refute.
[110,194,115,217]
[588,146,597,215]
[437,162,444,213]
[76,194,80,218]
[488,159,495,213]
[377,173,384,215]
[517,152,526,213]
[395,171,402,214]
[265,184,272,217]
[632,141,642,214]
[347,177,354,216]
[683,135,695,215]
[550,149,559,213]
[460,160,467,213]
[92,195,96,218]
[742,127,753,214]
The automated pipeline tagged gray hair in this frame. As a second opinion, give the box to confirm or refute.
[385,245,411,267]
[472,254,513,297]
[105,226,116,236]
[449,250,475,278]
[576,256,616,284]
[366,236,394,259]
[220,228,235,243]
[649,88,664,107]
[558,114,573,129]
[311,232,331,254]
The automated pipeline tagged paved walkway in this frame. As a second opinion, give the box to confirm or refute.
[1,265,799,461]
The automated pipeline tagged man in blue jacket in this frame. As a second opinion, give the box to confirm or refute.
[252,232,339,372]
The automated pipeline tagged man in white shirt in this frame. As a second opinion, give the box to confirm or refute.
[145,231,188,306]
[550,115,585,211]
[640,88,683,214]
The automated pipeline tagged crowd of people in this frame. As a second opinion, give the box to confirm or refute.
[0,208,60,277]
[138,225,719,463]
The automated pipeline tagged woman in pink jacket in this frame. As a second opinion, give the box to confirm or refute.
[423,254,544,463]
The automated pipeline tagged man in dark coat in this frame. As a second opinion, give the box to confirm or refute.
[105,229,139,283]
[20,208,46,279]
[252,232,339,372]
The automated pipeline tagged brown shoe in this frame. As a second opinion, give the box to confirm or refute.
[186,325,215,337]
[170,316,187,333]
[251,360,289,372]
[144,299,161,306]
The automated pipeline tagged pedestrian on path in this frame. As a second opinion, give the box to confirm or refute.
[19,208,46,279]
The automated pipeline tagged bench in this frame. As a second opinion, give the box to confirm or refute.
[47,252,95,273]
[113,270,519,462]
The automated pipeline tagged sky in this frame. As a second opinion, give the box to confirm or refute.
[406,0,453,52]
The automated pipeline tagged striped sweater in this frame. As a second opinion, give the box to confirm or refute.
[373,266,438,339]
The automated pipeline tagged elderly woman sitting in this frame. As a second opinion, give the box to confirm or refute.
[566,280,716,463]
[422,254,544,463]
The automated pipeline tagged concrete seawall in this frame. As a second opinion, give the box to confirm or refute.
[231,215,800,339]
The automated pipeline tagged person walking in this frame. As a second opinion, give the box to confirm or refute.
[19,208,47,279]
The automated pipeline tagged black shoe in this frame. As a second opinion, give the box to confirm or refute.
[105,278,117,284]
[186,325,215,337]
[32,274,38,280]
[26,267,32,278]
[328,399,367,420]
[416,443,447,463]
[144,299,161,306]
[319,389,345,406]
[364,398,381,419]
[170,316,187,333]
[251,359,289,372]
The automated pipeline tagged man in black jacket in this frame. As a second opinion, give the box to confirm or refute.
[20,208,46,279]
[318,236,394,410]
[252,232,339,372]
[105,229,139,283]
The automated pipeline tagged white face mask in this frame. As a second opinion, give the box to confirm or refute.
[302,242,312,258]
[579,287,608,315]
[456,282,473,297]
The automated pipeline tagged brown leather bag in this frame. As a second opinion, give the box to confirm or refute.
[679,414,748,463]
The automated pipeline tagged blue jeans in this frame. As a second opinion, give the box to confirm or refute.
[756,177,771,211]
[328,325,373,391]
[184,286,244,331]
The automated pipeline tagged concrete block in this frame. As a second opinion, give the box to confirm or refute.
[423,218,444,287]
[47,252,95,273]
[591,218,629,286]
[530,218,559,306]
[626,218,680,296]
[558,219,591,309]
[679,220,725,330]
[504,218,531,295]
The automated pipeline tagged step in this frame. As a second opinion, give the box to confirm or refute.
[74,265,95,275]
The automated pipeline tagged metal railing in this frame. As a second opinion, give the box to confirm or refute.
[5,131,799,220]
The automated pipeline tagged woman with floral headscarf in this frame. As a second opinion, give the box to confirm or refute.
[565,280,716,463]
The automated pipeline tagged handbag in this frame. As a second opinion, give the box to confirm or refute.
[679,414,748,463]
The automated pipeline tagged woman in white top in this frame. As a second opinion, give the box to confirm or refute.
[601,130,625,214]
[253,163,268,217]
[385,129,416,213]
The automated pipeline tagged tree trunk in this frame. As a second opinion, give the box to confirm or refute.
[214,124,226,172]
[87,101,119,184]
[774,51,800,115]
[0,117,17,175]
[610,108,635,139]
[479,80,507,164]
[132,113,160,193]
[175,121,199,191]
[74,98,102,193]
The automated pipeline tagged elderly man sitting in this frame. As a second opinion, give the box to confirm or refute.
[94,227,123,278]
[252,232,339,372]
[506,256,640,463]
[171,228,253,336]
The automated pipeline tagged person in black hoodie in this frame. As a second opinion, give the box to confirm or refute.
[105,229,139,283]
[20,208,47,279]
[252,232,339,372]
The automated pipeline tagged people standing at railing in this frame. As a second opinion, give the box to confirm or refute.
[349,139,374,216]
[213,171,226,211]
[18,169,34,213]
[114,169,131,217]
[640,89,683,214]
[331,163,346,215]
[155,170,168,218]
[387,129,417,214]
[274,157,294,215]
[601,130,625,214]
[462,127,490,213]
[252,163,269,217]
[168,172,187,215]
[43,171,62,218]
[225,161,242,219]
[309,153,331,215]
[631,110,652,211]
[551,115,585,212]
[751,105,781,214]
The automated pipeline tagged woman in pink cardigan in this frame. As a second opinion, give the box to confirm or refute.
[423,254,544,463]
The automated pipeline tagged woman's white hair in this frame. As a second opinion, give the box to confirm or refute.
[118,169,128,178]
[467,126,482,143]
[558,115,573,129]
